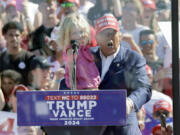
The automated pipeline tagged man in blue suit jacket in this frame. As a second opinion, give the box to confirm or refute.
[92,13,152,135]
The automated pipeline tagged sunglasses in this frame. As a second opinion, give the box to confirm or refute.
[61,2,74,8]
[141,39,154,46]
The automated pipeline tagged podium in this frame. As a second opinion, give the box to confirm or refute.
[17,90,126,135]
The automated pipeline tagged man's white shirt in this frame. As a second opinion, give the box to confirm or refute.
[100,46,120,81]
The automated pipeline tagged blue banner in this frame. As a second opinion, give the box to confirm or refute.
[17,90,126,126]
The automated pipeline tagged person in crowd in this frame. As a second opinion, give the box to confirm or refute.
[87,0,122,26]
[141,0,158,32]
[141,0,171,61]
[153,100,173,120]
[0,0,28,31]
[120,0,149,48]
[27,56,52,90]
[139,29,163,74]
[29,0,59,57]
[45,27,65,86]
[156,0,171,21]
[18,0,41,32]
[144,64,172,117]
[57,0,80,20]
[57,12,100,90]
[0,69,22,111]
[0,21,34,85]
[57,0,97,47]
[139,29,172,93]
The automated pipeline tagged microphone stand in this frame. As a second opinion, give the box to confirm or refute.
[71,40,79,90]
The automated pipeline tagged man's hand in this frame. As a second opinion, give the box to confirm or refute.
[126,98,134,115]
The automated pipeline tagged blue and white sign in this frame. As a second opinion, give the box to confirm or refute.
[17,90,126,126]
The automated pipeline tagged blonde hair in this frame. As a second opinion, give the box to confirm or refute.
[57,13,90,51]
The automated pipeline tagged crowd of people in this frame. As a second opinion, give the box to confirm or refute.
[0,0,173,135]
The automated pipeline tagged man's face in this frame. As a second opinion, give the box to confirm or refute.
[4,29,22,54]
[96,28,120,57]
[122,3,138,25]
[32,67,50,89]
[140,34,157,56]
[45,1,57,18]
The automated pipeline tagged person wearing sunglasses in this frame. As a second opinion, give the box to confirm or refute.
[139,29,164,75]
[57,0,80,18]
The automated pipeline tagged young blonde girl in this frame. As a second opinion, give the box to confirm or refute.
[57,13,100,90]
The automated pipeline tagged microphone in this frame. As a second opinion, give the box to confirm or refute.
[107,40,113,48]
[71,40,79,54]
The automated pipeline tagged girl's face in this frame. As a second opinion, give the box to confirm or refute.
[70,27,86,46]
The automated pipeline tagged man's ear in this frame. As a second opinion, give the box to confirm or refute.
[95,33,101,43]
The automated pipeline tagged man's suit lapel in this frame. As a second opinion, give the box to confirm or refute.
[101,46,125,83]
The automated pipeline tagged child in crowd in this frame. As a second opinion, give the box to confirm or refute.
[0,69,22,111]
[57,13,100,90]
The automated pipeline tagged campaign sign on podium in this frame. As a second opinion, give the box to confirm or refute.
[17,90,126,126]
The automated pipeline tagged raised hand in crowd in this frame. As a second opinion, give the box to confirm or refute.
[121,33,143,56]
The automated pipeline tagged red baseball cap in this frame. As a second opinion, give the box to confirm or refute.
[153,100,172,113]
[95,14,119,34]
[11,84,29,96]
[142,0,156,10]
[58,0,80,7]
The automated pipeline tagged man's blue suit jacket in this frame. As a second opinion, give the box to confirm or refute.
[57,45,152,135]
[90,45,152,124]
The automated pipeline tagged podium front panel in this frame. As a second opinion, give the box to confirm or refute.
[17,90,126,126]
